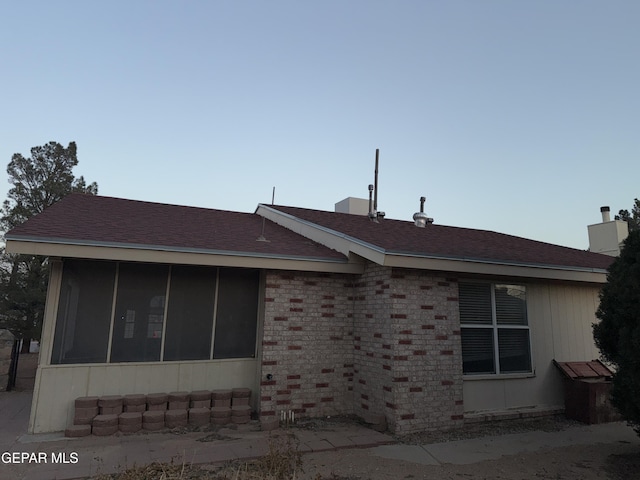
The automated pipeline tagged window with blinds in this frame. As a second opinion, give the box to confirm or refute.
[459,283,531,375]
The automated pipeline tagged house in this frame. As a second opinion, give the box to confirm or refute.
[5,193,613,434]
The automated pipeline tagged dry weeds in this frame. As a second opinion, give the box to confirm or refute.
[87,433,351,480]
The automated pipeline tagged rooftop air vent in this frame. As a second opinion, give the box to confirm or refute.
[413,197,433,227]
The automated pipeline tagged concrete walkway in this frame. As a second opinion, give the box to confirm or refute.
[2,390,639,480]
[373,421,640,466]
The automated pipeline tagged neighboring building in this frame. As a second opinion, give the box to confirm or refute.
[334,197,371,216]
[588,206,630,256]
[5,194,613,434]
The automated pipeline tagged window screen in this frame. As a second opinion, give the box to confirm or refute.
[51,260,261,365]
[51,260,116,364]
[163,265,216,361]
[213,268,259,359]
[110,263,169,363]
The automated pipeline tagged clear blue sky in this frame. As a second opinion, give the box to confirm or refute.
[1,1,638,249]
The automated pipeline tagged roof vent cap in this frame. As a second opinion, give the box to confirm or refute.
[413,196,433,227]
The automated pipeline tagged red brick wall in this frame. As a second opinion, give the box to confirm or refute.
[259,266,464,433]
[351,265,395,422]
[260,271,355,420]
[351,265,463,433]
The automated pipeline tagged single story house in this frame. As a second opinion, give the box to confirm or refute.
[5,193,613,434]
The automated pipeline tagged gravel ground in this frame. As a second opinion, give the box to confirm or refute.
[394,414,584,444]
[292,413,581,444]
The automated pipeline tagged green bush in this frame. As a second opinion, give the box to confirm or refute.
[593,229,640,435]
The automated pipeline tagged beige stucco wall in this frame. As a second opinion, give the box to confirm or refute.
[462,282,602,414]
[30,359,259,433]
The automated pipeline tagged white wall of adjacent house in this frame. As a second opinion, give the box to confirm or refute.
[587,207,629,256]
[334,197,370,215]
[462,282,602,416]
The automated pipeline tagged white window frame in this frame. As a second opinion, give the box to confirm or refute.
[459,282,533,376]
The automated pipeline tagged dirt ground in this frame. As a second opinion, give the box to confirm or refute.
[298,441,640,480]
[296,417,640,480]
[90,417,640,480]
[95,433,640,480]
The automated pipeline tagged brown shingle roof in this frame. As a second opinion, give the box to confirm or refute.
[5,194,346,262]
[7,194,613,272]
[269,205,613,271]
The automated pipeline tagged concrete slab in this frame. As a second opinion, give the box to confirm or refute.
[18,432,71,444]
[302,439,336,452]
[319,432,358,448]
[228,441,271,459]
[364,422,640,468]
[371,444,440,466]
[420,422,640,466]
[188,445,238,464]
[347,432,394,447]
[0,392,33,451]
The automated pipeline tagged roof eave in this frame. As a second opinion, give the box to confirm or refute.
[257,204,608,283]
[4,237,364,274]
[256,203,386,264]
[383,252,608,283]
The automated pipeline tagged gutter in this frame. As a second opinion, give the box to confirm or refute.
[384,250,609,274]
[4,234,349,265]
